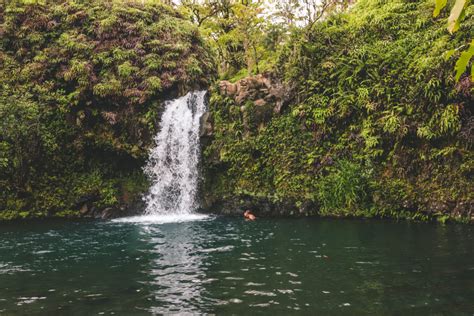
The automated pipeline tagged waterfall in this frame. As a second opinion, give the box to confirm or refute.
[143,90,207,216]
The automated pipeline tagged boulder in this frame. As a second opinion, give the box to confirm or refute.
[200,112,213,137]
[219,81,238,96]
[218,73,289,113]
[101,208,116,220]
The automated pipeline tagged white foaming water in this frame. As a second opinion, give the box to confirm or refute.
[112,214,210,224]
[131,90,208,223]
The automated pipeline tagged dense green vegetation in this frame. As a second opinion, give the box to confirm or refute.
[203,0,473,222]
[178,0,355,81]
[0,0,214,219]
[0,0,472,222]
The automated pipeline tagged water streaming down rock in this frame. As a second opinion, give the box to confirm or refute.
[143,91,207,215]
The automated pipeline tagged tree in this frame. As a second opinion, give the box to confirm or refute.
[269,0,354,27]
[232,0,265,74]
[179,0,221,26]
[268,0,300,26]
[177,0,355,78]
[178,0,267,78]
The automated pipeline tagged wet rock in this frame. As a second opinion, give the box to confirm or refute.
[452,200,473,220]
[199,193,312,218]
[75,193,99,208]
[101,208,116,220]
[298,200,318,216]
[90,206,98,217]
[200,112,213,137]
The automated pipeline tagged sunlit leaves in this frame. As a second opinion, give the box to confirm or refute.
[433,0,447,17]
[18,0,46,4]
[444,49,456,60]
[382,111,401,134]
[117,61,139,78]
[417,125,435,140]
[146,76,162,92]
[455,39,474,81]
[439,104,461,135]
[93,78,122,97]
[417,104,461,139]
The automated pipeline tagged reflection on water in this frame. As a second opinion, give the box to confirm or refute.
[139,223,209,314]
[0,217,473,315]
[115,214,217,313]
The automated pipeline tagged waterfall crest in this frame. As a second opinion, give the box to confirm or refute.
[143,91,207,215]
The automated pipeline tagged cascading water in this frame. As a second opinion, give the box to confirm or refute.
[143,90,207,217]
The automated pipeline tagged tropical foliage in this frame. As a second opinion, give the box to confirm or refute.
[0,0,472,222]
[203,0,473,222]
[0,0,214,219]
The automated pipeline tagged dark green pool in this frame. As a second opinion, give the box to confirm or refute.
[0,216,473,315]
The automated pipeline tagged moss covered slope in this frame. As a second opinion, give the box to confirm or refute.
[0,0,215,219]
[202,0,473,222]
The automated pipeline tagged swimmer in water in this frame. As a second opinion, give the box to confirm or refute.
[244,210,256,221]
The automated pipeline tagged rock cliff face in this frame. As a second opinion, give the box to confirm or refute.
[218,73,290,114]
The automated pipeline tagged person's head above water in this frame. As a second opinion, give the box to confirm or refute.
[244,210,256,220]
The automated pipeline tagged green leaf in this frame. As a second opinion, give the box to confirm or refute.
[447,0,467,34]
[455,40,474,81]
[433,0,447,17]
[444,49,455,60]
[454,52,468,80]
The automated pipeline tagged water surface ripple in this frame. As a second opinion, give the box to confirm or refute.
[0,217,473,315]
